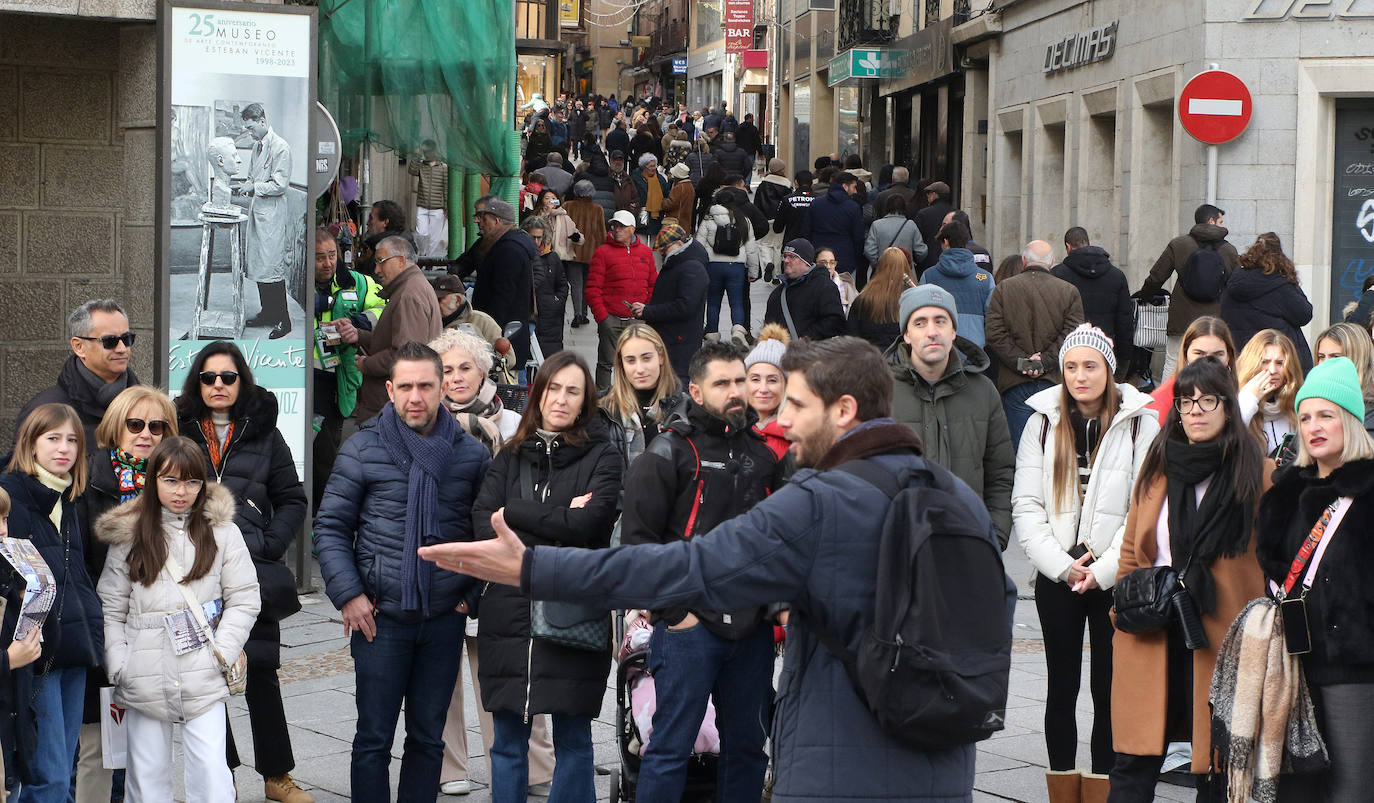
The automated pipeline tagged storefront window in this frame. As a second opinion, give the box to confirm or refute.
[696,0,722,47]
[517,54,556,110]
[793,83,811,169]
[837,85,859,158]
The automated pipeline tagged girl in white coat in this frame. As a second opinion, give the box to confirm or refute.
[1013,324,1160,803]
[97,437,260,802]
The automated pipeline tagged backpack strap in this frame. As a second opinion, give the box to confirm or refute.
[779,287,800,341]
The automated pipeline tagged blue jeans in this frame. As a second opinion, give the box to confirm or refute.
[1002,379,1054,451]
[706,261,748,335]
[350,611,463,802]
[491,711,594,803]
[20,667,84,803]
[637,620,774,801]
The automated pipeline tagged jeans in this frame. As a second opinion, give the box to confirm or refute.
[350,612,464,802]
[1034,574,1115,774]
[706,261,748,336]
[490,712,594,803]
[20,667,84,803]
[1002,379,1054,450]
[637,621,773,801]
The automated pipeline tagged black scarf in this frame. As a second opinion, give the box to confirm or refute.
[1165,439,1252,614]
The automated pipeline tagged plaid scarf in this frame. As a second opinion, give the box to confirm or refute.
[110,448,147,502]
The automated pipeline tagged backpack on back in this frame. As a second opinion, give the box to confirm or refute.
[713,219,743,256]
[1179,241,1229,302]
[814,458,1013,751]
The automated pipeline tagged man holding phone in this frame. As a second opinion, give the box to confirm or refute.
[985,239,1085,448]
[586,209,658,390]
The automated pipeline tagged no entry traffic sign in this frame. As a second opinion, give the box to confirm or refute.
[1179,70,1253,144]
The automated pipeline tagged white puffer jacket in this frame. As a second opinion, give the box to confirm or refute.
[1012,383,1160,589]
[97,483,260,723]
[695,203,761,277]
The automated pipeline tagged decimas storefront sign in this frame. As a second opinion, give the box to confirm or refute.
[725,0,754,54]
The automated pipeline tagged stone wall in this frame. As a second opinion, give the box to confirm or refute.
[0,12,156,443]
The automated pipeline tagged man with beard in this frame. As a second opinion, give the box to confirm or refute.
[616,340,782,801]
[418,336,1006,803]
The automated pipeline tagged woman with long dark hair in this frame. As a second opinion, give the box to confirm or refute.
[174,341,310,802]
[1221,232,1314,371]
[470,351,622,802]
[1108,357,1266,801]
[96,437,259,802]
[1013,325,1160,802]
[847,246,916,351]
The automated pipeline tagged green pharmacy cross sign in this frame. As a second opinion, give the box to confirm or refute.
[828,48,899,87]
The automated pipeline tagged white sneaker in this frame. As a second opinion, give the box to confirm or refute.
[440,780,472,796]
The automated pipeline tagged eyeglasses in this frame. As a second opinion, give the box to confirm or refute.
[1174,394,1226,414]
[124,418,169,436]
[472,212,493,221]
[376,254,405,267]
[76,332,135,349]
[158,477,204,492]
[199,371,239,386]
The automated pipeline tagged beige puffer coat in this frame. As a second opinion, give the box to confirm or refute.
[97,483,260,723]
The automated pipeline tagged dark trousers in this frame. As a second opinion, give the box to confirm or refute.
[1106,753,1221,803]
[226,664,296,777]
[312,368,344,511]
[636,620,774,801]
[565,261,589,320]
[1034,573,1115,774]
[350,611,463,802]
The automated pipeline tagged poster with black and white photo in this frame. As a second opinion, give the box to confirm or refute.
[161,2,315,478]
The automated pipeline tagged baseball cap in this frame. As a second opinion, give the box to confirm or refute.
[609,149,626,160]
[431,275,465,297]
[610,210,636,228]
[483,197,517,224]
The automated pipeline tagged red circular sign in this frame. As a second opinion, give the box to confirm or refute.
[1178,70,1253,144]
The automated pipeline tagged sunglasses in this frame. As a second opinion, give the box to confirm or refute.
[76,332,136,349]
[125,418,169,436]
[199,371,239,386]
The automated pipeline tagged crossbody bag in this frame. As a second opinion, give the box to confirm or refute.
[164,553,247,695]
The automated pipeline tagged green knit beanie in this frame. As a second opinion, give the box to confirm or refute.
[1295,356,1365,421]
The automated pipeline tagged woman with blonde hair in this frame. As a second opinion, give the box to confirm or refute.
[1313,321,1374,435]
[847,247,916,351]
[599,322,683,467]
[1236,329,1303,458]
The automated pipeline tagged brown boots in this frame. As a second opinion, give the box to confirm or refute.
[264,773,315,803]
[1080,772,1110,803]
[1046,770,1111,803]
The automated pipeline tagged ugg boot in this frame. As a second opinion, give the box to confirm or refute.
[1046,770,1082,803]
[1080,772,1110,803]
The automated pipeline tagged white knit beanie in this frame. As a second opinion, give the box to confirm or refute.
[1059,323,1117,374]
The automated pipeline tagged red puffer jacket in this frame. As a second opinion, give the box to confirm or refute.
[587,234,657,322]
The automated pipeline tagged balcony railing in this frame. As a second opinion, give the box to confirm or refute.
[839,0,894,52]
[645,20,688,62]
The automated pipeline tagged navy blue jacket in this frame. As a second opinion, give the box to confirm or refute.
[803,184,866,276]
[1051,246,1134,366]
[0,472,103,672]
[641,239,709,384]
[524,423,1015,801]
[313,410,491,622]
[920,247,995,348]
[1220,266,1315,371]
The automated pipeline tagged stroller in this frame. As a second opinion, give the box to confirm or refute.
[608,611,720,802]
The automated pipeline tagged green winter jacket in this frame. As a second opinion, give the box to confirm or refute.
[888,335,1015,547]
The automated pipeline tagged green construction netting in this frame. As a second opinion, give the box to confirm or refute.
[319,0,518,181]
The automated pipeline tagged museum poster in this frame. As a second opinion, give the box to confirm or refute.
[160,2,315,480]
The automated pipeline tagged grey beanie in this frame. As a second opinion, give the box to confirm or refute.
[1059,322,1117,374]
[573,179,595,198]
[899,285,959,330]
[746,336,788,372]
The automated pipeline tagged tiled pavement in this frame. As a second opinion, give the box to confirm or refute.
[208,279,1195,801]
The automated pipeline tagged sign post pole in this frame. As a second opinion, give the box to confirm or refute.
[1206,144,1218,206]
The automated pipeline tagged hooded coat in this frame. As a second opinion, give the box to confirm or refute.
[1220,266,1314,370]
[888,337,1015,547]
[1051,246,1135,366]
[96,483,261,723]
[696,203,761,276]
[1138,223,1240,336]
[1012,384,1160,589]
[712,140,753,179]
[753,173,791,220]
[642,239,709,383]
[180,385,307,666]
[919,247,995,347]
[802,184,866,276]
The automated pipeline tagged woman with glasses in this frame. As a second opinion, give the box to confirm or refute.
[817,247,858,314]
[0,403,105,803]
[96,437,260,802]
[74,386,178,799]
[1109,357,1265,801]
[176,341,311,803]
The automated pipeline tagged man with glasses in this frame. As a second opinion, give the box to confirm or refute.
[335,236,441,423]
[762,239,846,342]
[20,299,141,450]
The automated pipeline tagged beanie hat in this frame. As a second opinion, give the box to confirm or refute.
[1295,356,1365,422]
[768,157,786,175]
[899,285,959,330]
[654,222,690,250]
[1059,323,1117,374]
[782,238,816,266]
[746,323,792,371]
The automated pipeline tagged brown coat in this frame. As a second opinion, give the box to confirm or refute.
[1110,475,1265,772]
[563,198,605,264]
[984,267,1085,393]
[661,181,695,228]
[1138,223,1240,336]
[354,264,442,421]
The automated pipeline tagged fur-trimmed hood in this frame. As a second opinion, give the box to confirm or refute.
[96,482,237,546]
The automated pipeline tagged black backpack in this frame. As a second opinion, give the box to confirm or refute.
[1179,241,1229,302]
[712,218,743,256]
[813,458,1013,751]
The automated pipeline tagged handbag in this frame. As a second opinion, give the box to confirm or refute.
[253,557,301,621]
[164,553,248,696]
[1113,547,1201,641]
[1133,291,1170,350]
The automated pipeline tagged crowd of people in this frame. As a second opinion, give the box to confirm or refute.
[0,88,1371,803]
